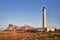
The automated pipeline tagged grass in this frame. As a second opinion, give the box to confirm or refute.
[0,32,60,40]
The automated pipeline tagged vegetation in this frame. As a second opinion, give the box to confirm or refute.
[0,32,60,40]
[26,29,39,32]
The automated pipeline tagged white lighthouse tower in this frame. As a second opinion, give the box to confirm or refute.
[42,7,47,28]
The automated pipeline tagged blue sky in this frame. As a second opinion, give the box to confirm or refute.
[0,0,60,30]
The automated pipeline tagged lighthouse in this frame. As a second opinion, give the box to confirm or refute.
[42,7,47,28]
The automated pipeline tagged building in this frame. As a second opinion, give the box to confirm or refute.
[34,28,47,32]
[47,28,56,32]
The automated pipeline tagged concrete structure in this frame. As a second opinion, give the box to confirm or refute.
[47,28,55,32]
[42,7,47,28]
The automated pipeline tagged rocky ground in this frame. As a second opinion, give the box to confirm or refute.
[0,32,60,40]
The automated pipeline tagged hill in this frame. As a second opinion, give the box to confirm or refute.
[5,24,34,32]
